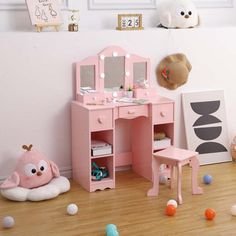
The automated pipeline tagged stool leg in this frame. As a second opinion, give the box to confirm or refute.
[190,156,203,195]
[147,157,160,196]
[177,163,183,204]
[170,166,175,189]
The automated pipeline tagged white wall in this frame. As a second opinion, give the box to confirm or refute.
[0,1,236,31]
[1,28,236,180]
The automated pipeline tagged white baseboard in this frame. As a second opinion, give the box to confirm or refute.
[60,166,72,179]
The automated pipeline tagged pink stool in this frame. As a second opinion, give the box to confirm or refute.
[147,146,203,204]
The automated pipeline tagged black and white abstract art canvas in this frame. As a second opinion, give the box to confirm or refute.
[182,90,231,165]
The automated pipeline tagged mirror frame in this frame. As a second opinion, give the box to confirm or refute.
[76,56,99,99]
[75,45,151,103]
[103,55,126,91]
[98,46,130,93]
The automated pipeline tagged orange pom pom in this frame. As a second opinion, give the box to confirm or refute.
[205,208,216,220]
[166,204,176,216]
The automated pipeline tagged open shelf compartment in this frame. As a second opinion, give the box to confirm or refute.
[90,156,114,184]
[153,123,174,151]
[90,130,114,157]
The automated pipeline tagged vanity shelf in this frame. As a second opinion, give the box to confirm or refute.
[91,154,113,159]
[90,156,115,190]
[153,123,174,152]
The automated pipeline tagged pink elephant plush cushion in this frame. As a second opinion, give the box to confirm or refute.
[0,146,60,189]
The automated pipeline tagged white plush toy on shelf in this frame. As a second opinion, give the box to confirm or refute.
[157,0,200,28]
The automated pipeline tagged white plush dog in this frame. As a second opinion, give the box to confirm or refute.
[157,0,200,28]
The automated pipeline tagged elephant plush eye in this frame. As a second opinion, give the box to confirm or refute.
[188,11,192,15]
[181,11,185,16]
[38,160,48,172]
[24,163,37,176]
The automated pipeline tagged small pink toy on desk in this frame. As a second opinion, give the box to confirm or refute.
[147,146,203,204]
[0,144,60,189]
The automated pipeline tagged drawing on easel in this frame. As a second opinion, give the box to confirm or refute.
[35,6,41,19]
[41,9,48,22]
[48,4,58,17]
[26,0,63,32]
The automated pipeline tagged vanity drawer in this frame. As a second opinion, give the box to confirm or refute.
[118,105,148,119]
[90,109,113,131]
[153,103,174,124]
[133,88,157,99]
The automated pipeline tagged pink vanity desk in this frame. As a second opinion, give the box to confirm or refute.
[71,46,175,192]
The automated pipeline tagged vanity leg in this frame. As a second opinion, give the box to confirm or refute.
[147,157,160,197]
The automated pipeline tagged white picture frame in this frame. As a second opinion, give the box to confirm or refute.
[0,0,68,10]
[0,0,233,10]
[88,0,233,9]
[88,0,156,9]
[182,90,231,165]
[194,0,233,7]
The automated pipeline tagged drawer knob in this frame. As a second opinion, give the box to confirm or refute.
[97,117,104,124]
[128,110,135,114]
[160,111,165,117]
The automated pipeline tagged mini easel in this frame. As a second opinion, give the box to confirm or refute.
[35,24,61,32]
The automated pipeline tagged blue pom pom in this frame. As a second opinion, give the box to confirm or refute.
[106,224,119,236]
[203,174,212,184]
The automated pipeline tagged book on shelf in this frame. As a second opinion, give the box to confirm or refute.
[91,140,112,156]
[153,137,171,150]
[80,87,97,94]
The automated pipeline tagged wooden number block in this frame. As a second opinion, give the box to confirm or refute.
[116,14,144,31]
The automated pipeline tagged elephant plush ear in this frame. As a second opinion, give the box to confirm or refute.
[50,161,60,177]
[0,172,20,189]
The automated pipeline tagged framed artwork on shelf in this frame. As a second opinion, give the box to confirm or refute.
[25,0,64,32]
[0,0,68,10]
[182,90,231,165]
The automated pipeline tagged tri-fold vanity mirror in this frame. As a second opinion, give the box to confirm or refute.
[76,46,157,104]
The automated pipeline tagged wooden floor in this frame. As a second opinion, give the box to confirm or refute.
[1,162,236,236]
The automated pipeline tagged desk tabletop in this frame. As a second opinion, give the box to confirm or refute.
[72,95,174,111]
